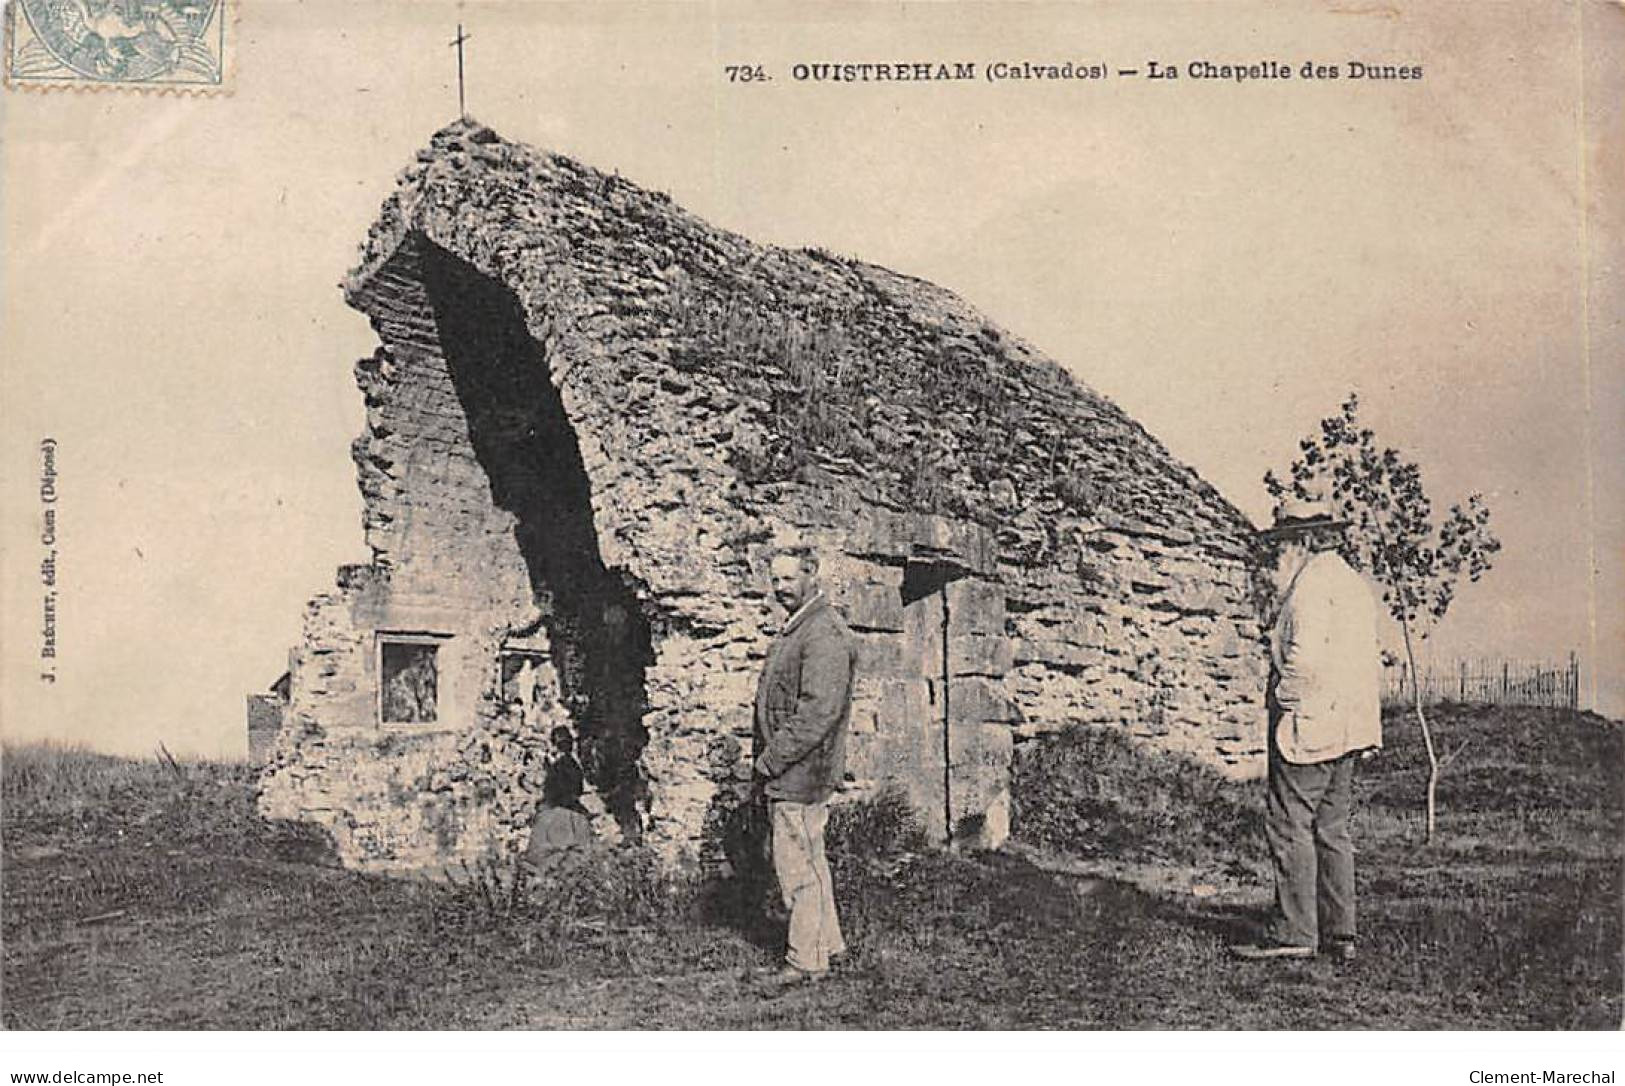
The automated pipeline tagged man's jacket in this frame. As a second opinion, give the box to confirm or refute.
[1270,550,1383,764]
[754,595,856,803]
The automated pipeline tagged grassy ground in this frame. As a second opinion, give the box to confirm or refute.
[3,704,1619,1029]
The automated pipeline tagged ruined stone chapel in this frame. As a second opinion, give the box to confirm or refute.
[257,120,1269,874]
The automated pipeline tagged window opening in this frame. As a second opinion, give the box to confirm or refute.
[378,635,447,724]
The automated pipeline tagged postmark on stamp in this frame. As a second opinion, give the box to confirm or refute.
[5,0,229,91]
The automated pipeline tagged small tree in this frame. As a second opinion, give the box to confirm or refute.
[1264,393,1500,841]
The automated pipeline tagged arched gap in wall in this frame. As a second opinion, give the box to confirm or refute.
[419,237,655,839]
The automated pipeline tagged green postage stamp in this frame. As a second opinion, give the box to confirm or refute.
[5,0,228,91]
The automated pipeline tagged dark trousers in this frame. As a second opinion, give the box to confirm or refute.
[1264,748,1357,948]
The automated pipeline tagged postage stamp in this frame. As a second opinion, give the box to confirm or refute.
[5,0,229,91]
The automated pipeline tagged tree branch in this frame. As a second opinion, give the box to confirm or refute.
[1439,738,1472,769]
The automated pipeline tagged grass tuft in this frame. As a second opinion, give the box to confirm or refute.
[827,786,928,862]
[1011,724,1265,871]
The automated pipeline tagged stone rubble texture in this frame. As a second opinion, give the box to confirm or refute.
[257,119,1269,875]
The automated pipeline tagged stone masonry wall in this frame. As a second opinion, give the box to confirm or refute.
[258,244,574,873]
[259,119,1268,875]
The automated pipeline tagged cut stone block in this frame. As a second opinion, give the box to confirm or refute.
[947,676,1021,724]
[837,582,905,632]
[944,578,1005,636]
[847,729,946,841]
[947,633,1013,677]
[948,720,1014,770]
[875,678,933,734]
[852,631,904,677]
[947,724,1013,848]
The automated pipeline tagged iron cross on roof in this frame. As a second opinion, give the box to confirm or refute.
[450,23,471,117]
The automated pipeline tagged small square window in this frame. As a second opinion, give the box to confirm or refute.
[380,639,441,723]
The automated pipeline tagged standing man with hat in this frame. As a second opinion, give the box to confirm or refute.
[752,546,856,988]
[1233,497,1382,962]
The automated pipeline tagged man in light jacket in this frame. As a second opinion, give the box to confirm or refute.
[1233,497,1381,962]
[752,546,856,989]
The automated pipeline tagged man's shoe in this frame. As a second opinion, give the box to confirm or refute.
[756,964,827,992]
[1321,940,1357,964]
[1229,941,1315,961]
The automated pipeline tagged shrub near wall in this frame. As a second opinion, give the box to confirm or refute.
[1011,726,1265,869]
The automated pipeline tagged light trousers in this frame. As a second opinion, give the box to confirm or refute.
[770,798,846,973]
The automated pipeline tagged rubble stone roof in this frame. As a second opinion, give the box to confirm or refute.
[345,118,1256,564]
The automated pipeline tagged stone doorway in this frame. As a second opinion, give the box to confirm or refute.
[900,558,970,844]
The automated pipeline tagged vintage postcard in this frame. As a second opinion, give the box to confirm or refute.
[1,0,1621,1069]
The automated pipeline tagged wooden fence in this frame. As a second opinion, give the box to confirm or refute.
[1382,653,1580,710]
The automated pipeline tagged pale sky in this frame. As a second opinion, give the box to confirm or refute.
[3,1,1620,757]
